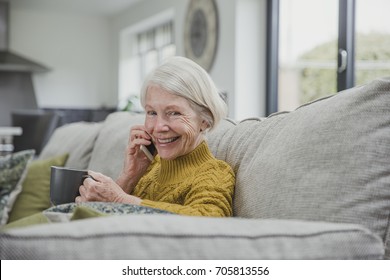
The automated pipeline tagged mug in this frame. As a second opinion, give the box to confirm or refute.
[50,166,90,205]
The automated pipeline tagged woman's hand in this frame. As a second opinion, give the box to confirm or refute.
[76,170,141,205]
[116,125,154,193]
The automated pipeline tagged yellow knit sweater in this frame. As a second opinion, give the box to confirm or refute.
[131,141,235,217]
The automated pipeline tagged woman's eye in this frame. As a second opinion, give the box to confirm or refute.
[168,111,181,116]
[147,111,157,116]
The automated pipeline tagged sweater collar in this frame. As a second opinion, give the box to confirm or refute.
[156,141,214,184]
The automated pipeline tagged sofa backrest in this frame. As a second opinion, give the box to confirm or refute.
[39,121,102,169]
[209,77,390,258]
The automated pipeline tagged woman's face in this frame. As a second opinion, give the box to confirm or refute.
[144,85,206,160]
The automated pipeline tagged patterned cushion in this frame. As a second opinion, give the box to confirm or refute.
[2,202,172,230]
[0,150,35,225]
[44,202,173,216]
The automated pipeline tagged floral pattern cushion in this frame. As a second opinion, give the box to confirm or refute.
[0,150,35,225]
[44,202,173,215]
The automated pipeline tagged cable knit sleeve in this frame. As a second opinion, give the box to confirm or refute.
[141,161,235,217]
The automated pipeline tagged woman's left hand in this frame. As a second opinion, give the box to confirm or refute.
[76,170,141,205]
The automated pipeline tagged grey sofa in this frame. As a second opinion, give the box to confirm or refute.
[1,77,389,259]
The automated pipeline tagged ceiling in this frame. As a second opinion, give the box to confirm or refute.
[8,0,142,16]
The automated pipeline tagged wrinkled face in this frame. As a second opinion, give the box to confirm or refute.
[144,85,206,160]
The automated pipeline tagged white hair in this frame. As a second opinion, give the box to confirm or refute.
[140,56,227,131]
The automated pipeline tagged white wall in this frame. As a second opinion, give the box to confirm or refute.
[112,0,238,116]
[10,6,114,108]
[235,0,267,119]
[9,0,267,118]
[112,0,267,119]
[209,0,236,118]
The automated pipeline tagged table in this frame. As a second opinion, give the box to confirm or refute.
[0,126,23,156]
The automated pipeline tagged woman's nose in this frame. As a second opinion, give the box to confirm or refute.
[154,116,170,132]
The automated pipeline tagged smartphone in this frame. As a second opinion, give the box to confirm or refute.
[140,142,156,161]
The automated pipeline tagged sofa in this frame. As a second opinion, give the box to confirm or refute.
[0,77,389,260]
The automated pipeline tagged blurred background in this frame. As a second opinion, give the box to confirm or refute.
[1,0,389,128]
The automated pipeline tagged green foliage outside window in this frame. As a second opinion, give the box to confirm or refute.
[299,33,390,104]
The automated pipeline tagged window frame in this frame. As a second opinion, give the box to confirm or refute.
[266,0,356,115]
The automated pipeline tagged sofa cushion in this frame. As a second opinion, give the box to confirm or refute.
[7,153,69,223]
[0,150,35,225]
[39,122,102,170]
[216,77,390,258]
[88,112,146,179]
[0,215,383,259]
[205,118,236,157]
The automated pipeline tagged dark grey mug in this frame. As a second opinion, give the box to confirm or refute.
[50,166,90,206]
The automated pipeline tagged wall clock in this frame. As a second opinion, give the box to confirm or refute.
[183,0,219,72]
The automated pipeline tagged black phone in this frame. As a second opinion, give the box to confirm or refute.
[146,142,156,155]
[140,142,156,161]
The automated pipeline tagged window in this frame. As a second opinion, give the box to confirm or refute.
[267,0,390,114]
[137,22,176,80]
[355,0,390,85]
[278,0,338,112]
[119,20,176,111]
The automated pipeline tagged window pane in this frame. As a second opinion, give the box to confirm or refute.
[355,0,390,85]
[142,50,158,78]
[279,0,338,111]
[161,44,176,60]
[119,20,176,110]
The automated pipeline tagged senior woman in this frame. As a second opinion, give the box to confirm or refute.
[76,56,235,217]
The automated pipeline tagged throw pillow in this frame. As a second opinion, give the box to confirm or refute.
[70,206,107,220]
[44,202,173,215]
[1,201,172,231]
[7,153,69,223]
[1,212,50,231]
[0,150,35,225]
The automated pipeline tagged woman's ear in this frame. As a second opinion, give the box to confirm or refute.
[200,120,209,132]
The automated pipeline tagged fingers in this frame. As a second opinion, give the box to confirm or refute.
[87,170,105,182]
[76,181,88,203]
[77,176,98,203]
[130,126,152,143]
[77,171,123,204]
[127,126,153,158]
[78,172,101,201]
[77,184,88,202]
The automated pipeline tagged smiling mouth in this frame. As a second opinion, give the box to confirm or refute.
[157,137,180,144]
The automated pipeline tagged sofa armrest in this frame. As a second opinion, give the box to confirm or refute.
[0,215,384,259]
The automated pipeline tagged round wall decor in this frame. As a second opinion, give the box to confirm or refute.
[183,0,219,71]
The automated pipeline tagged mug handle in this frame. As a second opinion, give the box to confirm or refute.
[82,174,96,182]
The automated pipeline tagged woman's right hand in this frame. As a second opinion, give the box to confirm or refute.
[116,125,154,193]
